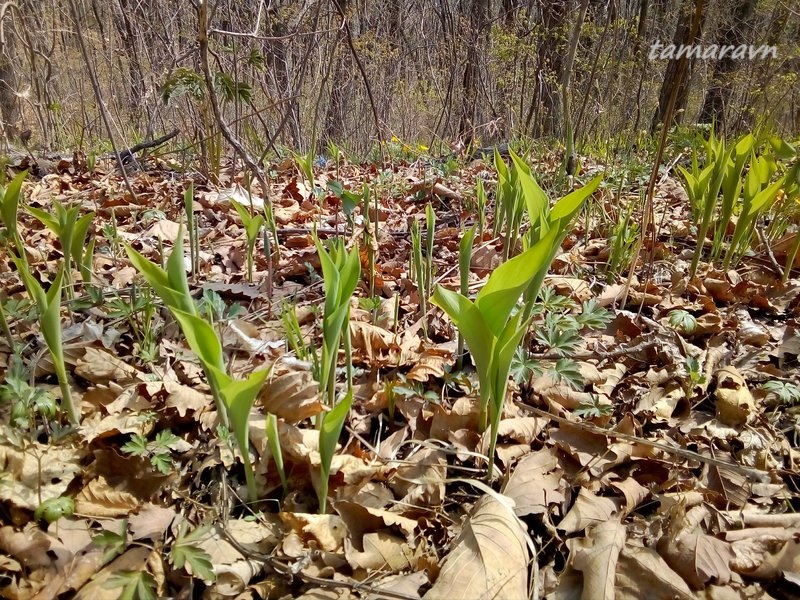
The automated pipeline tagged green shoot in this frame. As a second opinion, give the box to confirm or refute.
[232,199,265,282]
[317,390,353,513]
[12,261,80,425]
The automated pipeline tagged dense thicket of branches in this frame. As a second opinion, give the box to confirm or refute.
[0,0,797,158]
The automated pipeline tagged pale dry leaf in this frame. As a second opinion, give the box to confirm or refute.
[559,488,622,535]
[349,320,395,363]
[0,442,84,510]
[609,477,650,515]
[78,411,154,444]
[73,546,152,600]
[423,495,529,600]
[129,503,177,541]
[192,518,282,594]
[363,570,427,600]
[429,397,480,441]
[144,219,181,240]
[0,524,53,569]
[727,528,800,579]
[280,513,347,553]
[714,366,756,427]
[162,381,213,417]
[333,500,417,551]
[568,517,626,600]
[496,416,547,444]
[345,532,415,571]
[502,447,565,517]
[615,545,694,599]
[406,347,451,382]
[74,347,142,385]
[390,446,446,506]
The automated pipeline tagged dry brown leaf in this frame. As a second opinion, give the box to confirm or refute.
[0,524,53,570]
[74,347,142,385]
[496,416,547,444]
[280,513,347,553]
[658,505,734,588]
[615,545,694,600]
[334,501,417,549]
[345,532,416,572]
[349,320,396,365]
[74,475,141,517]
[727,528,800,579]
[389,446,446,506]
[559,488,621,534]
[502,447,565,517]
[406,347,451,382]
[162,380,213,417]
[73,546,152,600]
[129,503,177,541]
[259,369,324,423]
[144,219,181,240]
[78,411,154,443]
[609,477,650,514]
[423,495,530,600]
[193,518,282,594]
[363,570,427,600]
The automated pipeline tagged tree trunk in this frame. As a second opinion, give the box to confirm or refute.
[321,0,352,147]
[650,0,706,133]
[525,0,566,138]
[698,0,758,132]
[561,0,591,176]
[0,4,19,142]
[458,0,489,144]
[264,3,301,146]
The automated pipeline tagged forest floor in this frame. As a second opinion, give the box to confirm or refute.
[1,147,799,600]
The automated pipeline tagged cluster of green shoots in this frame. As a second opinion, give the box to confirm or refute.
[126,228,273,503]
[0,171,96,426]
[433,149,603,477]
[679,130,800,278]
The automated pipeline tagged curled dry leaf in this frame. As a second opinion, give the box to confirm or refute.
[74,347,142,385]
[74,475,140,518]
[280,512,347,553]
[657,505,734,589]
[389,446,447,507]
[423,495,530,600]
[615,546,694,600]
[714,366,756,426]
